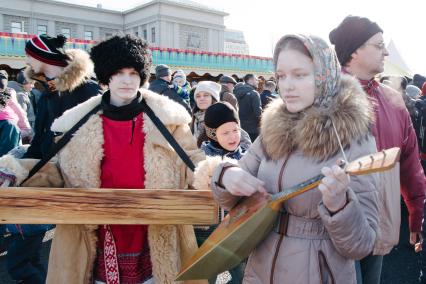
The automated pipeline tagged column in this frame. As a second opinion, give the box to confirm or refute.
[47,20,55,36]
[218,30,224,52]
[173,22,179,48]
[93,26,100,41]
[0,14,4,32]
[137,25,143,38]
[207,29,213,52]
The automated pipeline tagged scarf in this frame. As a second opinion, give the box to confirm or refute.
[101,91,144,121]
[201,141,246,160]
[274,34,341,110]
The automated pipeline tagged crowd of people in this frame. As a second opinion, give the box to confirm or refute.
[0,14,425,284]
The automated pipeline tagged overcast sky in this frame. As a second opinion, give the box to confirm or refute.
[59,0,426,75]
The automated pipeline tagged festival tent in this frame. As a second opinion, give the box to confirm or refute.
[384,40,412,77]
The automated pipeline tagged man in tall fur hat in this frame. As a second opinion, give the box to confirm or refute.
[0,34,206,284]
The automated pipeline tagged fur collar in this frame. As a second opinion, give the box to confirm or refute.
[261,74,373,161]
[51,88,191,133]
[24,49,93,92]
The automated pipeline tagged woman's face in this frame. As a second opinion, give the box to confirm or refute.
[276,49,315,113]
[216,121,241,151]
[195,91,213,110]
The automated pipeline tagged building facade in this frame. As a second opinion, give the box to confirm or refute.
[0,0,228,52]
[224,29,249,55]
[0,0,273,78]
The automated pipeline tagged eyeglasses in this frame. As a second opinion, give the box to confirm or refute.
[365,42,386,51]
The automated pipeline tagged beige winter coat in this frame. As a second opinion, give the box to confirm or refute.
[0,89,207,284]
[194,75,380,284]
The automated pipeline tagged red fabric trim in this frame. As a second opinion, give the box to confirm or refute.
[4,32,272,60]
[104,225,120,284]
[32,37,51,52]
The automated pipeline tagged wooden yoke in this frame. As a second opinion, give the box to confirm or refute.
[0,188,218,225]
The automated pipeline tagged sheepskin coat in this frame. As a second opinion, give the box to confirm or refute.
[194,75,380,284]
[0,89,206,284]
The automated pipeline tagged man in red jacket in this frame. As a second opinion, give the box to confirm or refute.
[330,16,426,284]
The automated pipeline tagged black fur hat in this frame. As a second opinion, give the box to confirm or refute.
[90,34,151,86]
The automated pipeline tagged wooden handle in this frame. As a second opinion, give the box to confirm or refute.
[345,147,400,175]
[270,147,401,207]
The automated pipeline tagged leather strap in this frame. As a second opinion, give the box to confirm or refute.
[270,157,290,284]
[20,103,102,186]
[142,100,195,172]
[276,157,290,235]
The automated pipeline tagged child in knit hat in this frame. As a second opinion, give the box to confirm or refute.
[201,101,249,159]
[172,69,191,104]
[190,81,221,139]
[195,102,249,283]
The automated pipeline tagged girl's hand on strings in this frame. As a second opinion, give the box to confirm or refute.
[318,163,349,213]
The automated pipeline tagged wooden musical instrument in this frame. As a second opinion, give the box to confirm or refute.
[176,147,401,280]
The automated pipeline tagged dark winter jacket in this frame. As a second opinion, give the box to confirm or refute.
[23,49,101,159]
[149,78,192,114]
[234,83,262,135]
[415,99,426,157]
[175,81,191,105]
[260,89,278,109]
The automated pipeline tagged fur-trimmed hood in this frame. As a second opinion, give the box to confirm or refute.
[261,74,373,161]
[24,49,94,92]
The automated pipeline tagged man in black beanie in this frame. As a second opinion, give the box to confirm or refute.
[329,16,383,67]
[330,16,426,284]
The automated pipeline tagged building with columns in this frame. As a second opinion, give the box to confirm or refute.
[0,0,227,52]
[0,0,274,79]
